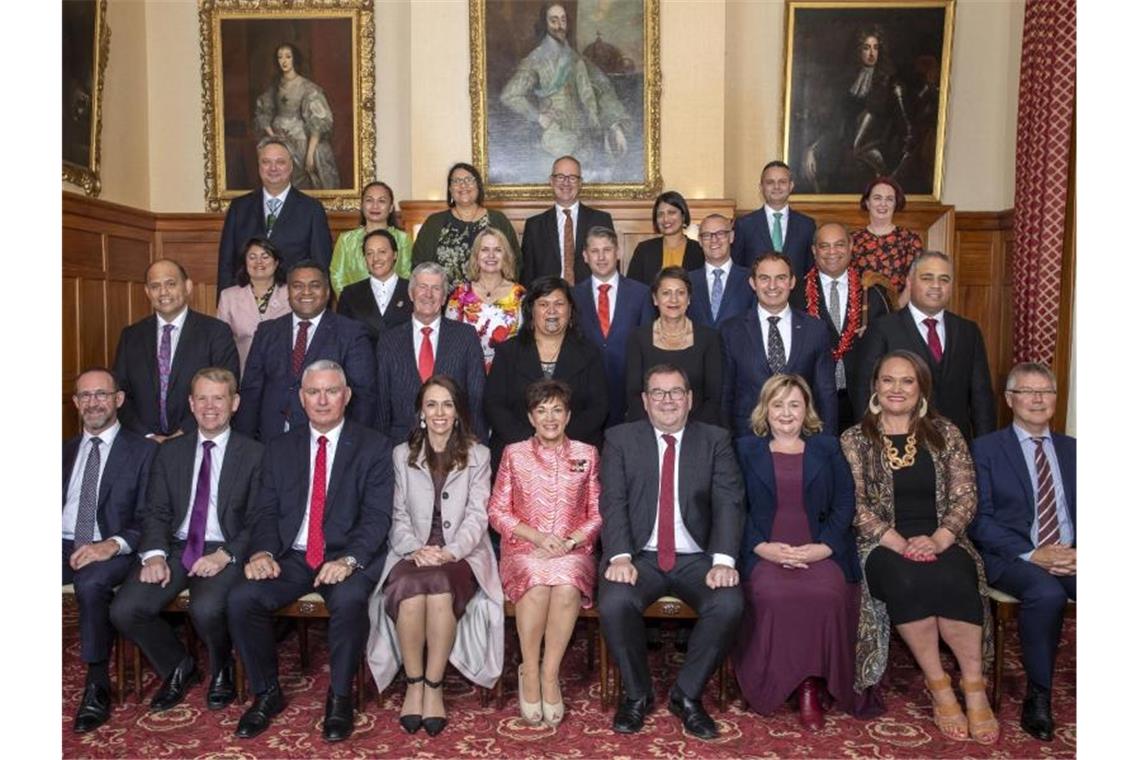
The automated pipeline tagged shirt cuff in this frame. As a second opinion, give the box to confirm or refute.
[609,553,632,564]
[1019,550,1034,562]
[139,549,167,563]
[110,536,130,555]
[711,553,736,569]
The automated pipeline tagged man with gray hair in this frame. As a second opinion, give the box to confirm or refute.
[216,136,332,292]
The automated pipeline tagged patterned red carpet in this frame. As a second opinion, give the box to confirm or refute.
[62,608,1075,759]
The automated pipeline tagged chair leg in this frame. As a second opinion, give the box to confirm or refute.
[717,659,728,710]
[113,636,126,704]
[235,657,246,703]
[598,631,609,707]
[586,618,596,672]
[133,640,143,701]
[992,601,1007,711]
[298,620,310,669]
[356,657,368,707]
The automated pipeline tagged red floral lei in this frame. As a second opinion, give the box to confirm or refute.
[803,266,861,362]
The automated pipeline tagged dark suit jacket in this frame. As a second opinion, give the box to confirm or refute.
[216,187,333,292]
[484,331,608,466]
[375,317,486,445]
[968,426,1076,584]
[730,207,816,280]
[688,263,754,329]
[234,310,377,441]
[246,421,393,581]
[625,237,704,286]
[113,311,240,437]
[735,434,860,581]
[599,420,744,563]
[63,427,157,551]
[721,307,838,437]
[520,204,615,287]
[572,276,655,426]
[336,277,413,343]
[139,429,263,563]
[857,309,996,439]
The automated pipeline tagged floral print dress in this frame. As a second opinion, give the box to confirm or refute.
[445,282,527,371]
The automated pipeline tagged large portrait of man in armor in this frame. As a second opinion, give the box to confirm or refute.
[783,1,955,200]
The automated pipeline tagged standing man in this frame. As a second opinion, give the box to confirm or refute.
[969,363,1075,742]
[111,367,262,713]
[791,222,892,429]
[228,360,393,742]
[216,136,333,292]
[730,160,817,279]
[114,259,240,442]
[857,250,996,438]
[721,253,837,437]
[572,226,654,427]
[235,261,376,441]
[520,155,616,287]
[64,368,157,733]
[597,364,744,740]
[688,213,753,329]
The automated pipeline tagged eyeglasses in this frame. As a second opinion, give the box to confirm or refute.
[550,173,581,185]
[646,387,687,401]
[1008,388,1057,397]
[698,230,731,242]
[75,390,115,402]
[449,176,478,187]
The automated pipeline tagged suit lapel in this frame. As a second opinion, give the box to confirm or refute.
[167,311,197,396]
[215,434,241,529]
[743,308,770,379]
[638,424,661,537]
[97,433,127,517]
[304,312,335,365]
[940,312,961,376]
[899,312,939,370]
[756,213,774,251]
[786,310,806,368]
[801,439,825,517]
[752,440,776,502]
[575,284,603,343]
[612,277,639,332]
[323,424,352,517]
[1056,436,1076,531]
[142,315,160,400]
[63,438,81,507]
[1000,427,1036,511]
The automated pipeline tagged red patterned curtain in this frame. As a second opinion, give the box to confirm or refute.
[1012,0,1076,364]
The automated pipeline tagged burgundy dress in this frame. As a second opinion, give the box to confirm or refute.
[734,451,863,714]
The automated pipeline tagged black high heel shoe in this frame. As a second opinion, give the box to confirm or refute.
[422,677,448,736]
[399,674,425,734]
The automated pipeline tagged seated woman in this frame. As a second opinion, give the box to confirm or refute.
[366,376,504,736]
[733,374,867,729]
[625,191,703,286]
[329,180,412,295]
[336,228,413,343]
[445,227,527,372]
[850,176,923,306]
[840,350,997,744]
[487,379,601,727]
[215,236,291,373]
[624,267,722,425]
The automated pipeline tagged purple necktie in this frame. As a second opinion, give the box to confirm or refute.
[158,323,174,433]
[182,440,216,571]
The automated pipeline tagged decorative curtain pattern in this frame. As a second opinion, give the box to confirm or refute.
[1012,0,1076,364]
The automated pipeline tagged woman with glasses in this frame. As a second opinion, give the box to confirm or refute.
[625,191,704,286]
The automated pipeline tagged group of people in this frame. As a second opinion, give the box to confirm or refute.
[64,139,1074,747]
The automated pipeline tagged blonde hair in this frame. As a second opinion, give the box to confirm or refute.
[464,227,517,283]
[749,373,823,437]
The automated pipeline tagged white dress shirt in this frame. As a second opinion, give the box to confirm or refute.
[1012,425,1075,559]
[704,261,733,296]
[63,421,128,553]
[763,204,792,242]
[820,271,849,330]
[556,201,581,263]
[155,307,190,363]
[412,315,442,359]
[757,303,793,359]
[591,273,619,311]
[292,421,345,551]
[907,302,946,348]
[370,272,399,315]
[292,310,325,352]
[262,186,292,219]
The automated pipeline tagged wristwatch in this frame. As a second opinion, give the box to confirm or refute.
[341,555,360,571]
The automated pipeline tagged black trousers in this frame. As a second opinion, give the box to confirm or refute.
[110,541,241,679]
[837,388,855,432]
[227,550,373,697]
[992,561,1076,691]
[597,552,743,701]
[63,539,135,664]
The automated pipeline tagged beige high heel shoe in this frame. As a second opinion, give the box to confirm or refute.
[518,665,542,725]
[541,674,564,727]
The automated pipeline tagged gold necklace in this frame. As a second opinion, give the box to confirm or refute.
[654,318,691,339]
[882,432,918,470]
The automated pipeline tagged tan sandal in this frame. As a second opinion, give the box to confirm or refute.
[960,678,1000,745]
[518,665,542,725]
[925,674,968,741]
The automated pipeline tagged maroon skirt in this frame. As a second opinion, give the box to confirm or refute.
[382,558,477,623]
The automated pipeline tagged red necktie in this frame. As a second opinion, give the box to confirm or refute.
[923,318,943,363]
[562,208,575,284]
[306,435,328,569]
[597,283,612,338]
[657,433,677,571]
[291,320,311,377]
[418,325,435,382]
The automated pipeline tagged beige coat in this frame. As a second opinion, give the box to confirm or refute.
[366,442,504,690]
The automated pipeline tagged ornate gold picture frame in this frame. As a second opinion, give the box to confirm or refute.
[62,0,109,197]
[782,0,955,201]
[199,0,375,211]
[470,0,661,200]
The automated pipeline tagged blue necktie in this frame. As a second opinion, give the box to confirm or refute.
[710,269,724,320]
[266,197,283,232]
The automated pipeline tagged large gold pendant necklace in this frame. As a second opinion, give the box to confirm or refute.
[883,432,918,470]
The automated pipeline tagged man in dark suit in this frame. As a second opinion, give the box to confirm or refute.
[968,362,1075,742]
[791,222,892,429]
[216,137,333,292]
[520,155,616,286]
[572,226,654,426]
[336,228,413,343]
[721,253,838,437]
[111,367,262,713]
[688,213,753,329]
[730,160,817,279]
[234,261,376,441]
[64,368,157,733]
[597,364,744,740]
[114,259,240,442]
[375,262,486,443]
[857,250,996,438]
[228,360,393,742]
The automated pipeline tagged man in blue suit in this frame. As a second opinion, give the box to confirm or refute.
[688,214,753,329]
[64,368,157,733]
[234,261,376,441]
[573,226,654,426]
[216,137,333,292]
[968,362,1075,742]
[721,253,837,437]
[730,161,817,279]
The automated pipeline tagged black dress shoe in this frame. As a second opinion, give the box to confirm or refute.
[422,677,448,736]
[323,689,355,742]
[206,662,236,710]
[150,658,201,712]
[1021,683,1055,741]
[612,694,654,734]
[668,689,719,741]
[235,685,285,739]
[74,682,112,733]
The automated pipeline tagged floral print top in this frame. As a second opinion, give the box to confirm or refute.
[445,281,527,372]
[434,215,490,288]
[851,226,924,297]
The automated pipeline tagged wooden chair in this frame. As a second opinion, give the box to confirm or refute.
[493,601,601,708]
[983,584,1076,710]
[62,584,129,704]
